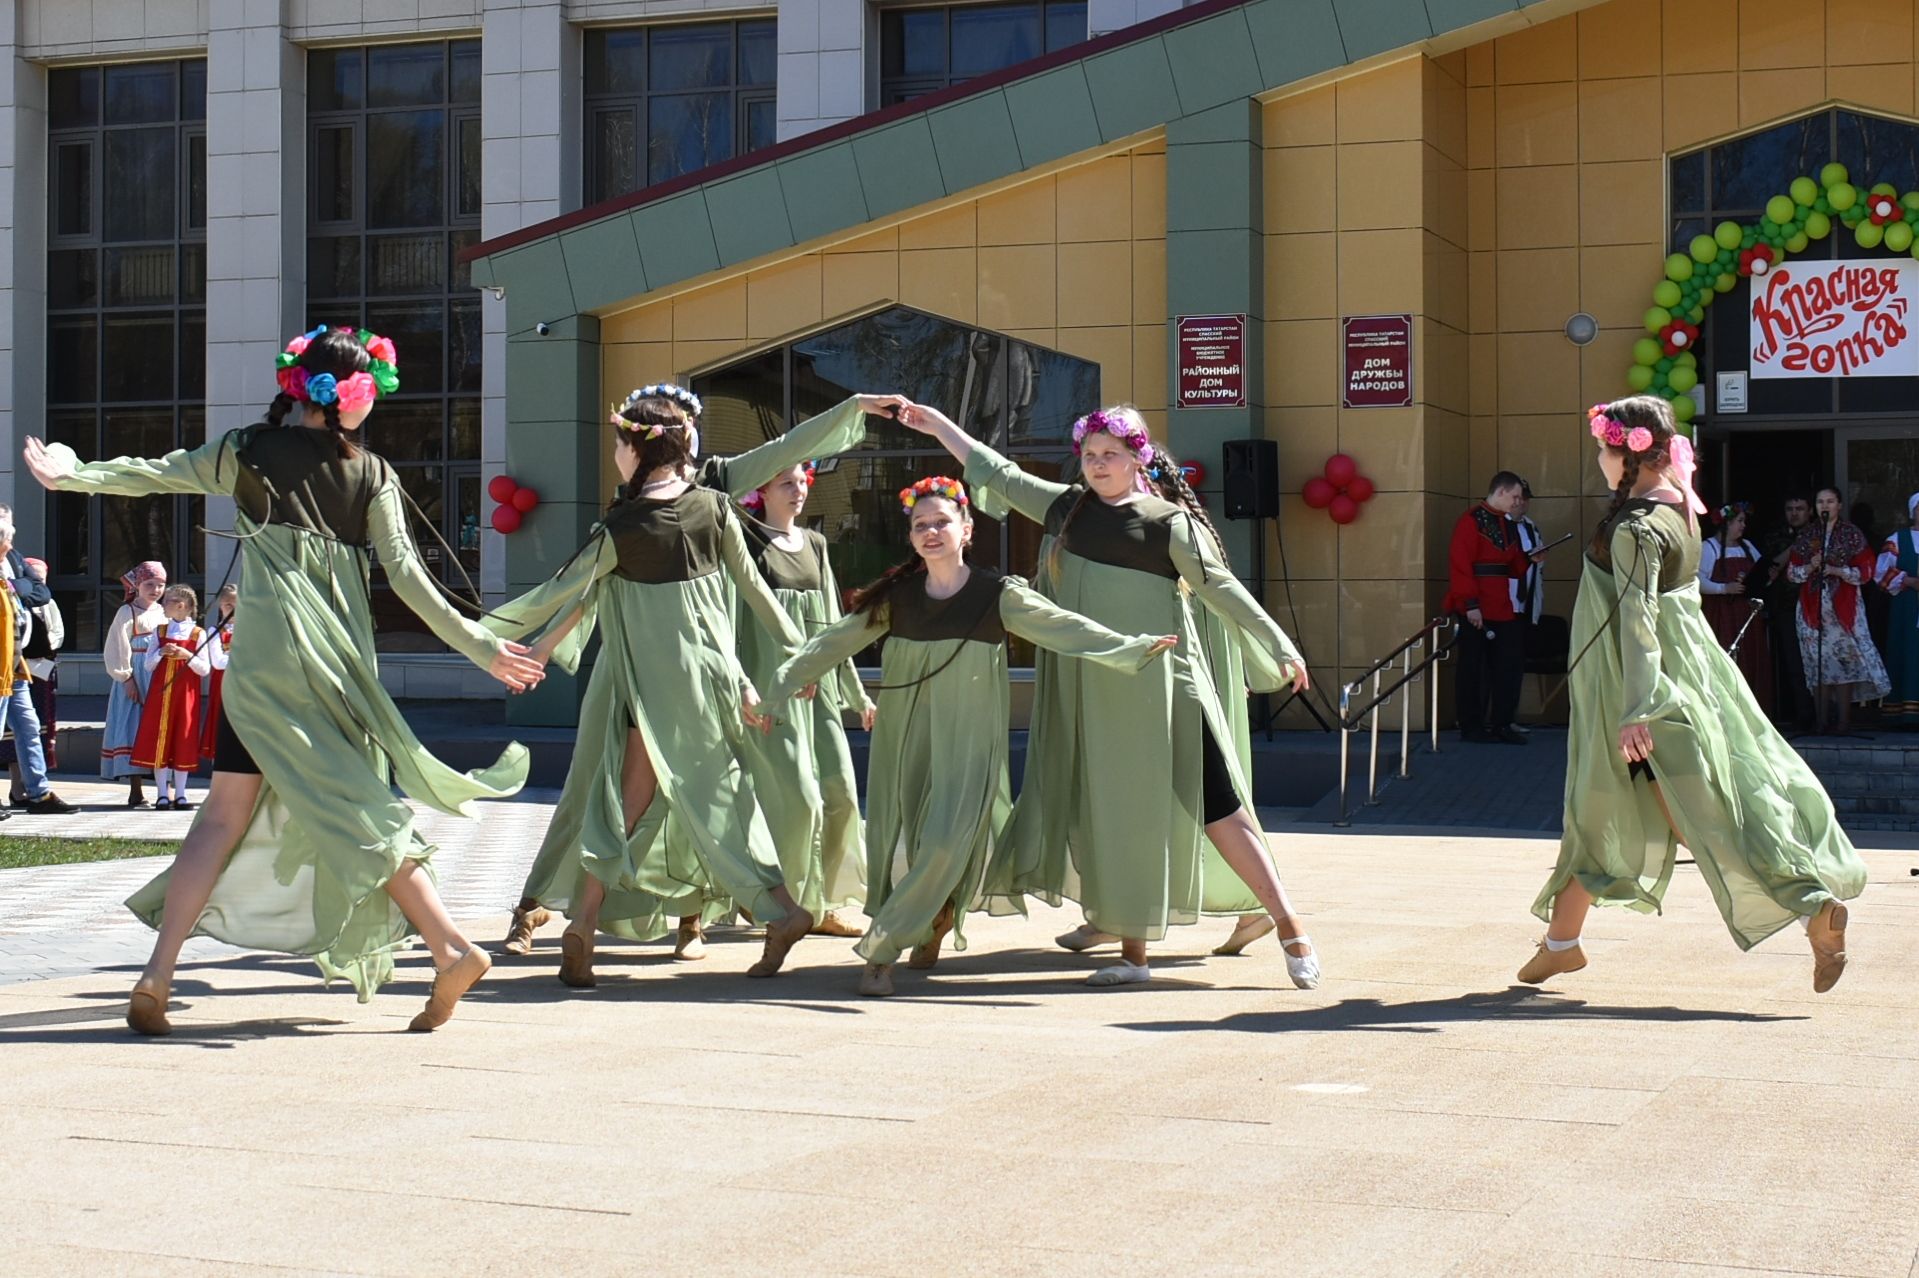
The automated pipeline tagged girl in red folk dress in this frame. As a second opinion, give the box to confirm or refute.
[133,584,212,810]
[200,584,237,762]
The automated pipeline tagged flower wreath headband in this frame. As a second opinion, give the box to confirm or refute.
[275,326,400,413]
[740,462,816,513]
[608,384,703,457]
[1587,405,1708,516]
[900,476,967,515]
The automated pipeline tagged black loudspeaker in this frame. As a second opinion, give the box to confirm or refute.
[1221,439,1279,520]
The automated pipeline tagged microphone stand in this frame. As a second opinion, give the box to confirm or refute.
[1726,596,1766,660]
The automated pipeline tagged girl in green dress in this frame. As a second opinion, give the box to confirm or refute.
[23,326,546,1034]
[487,391,904,986]
[1521,396,1862,993]
[900,404,1320,989]
[499,390,885,956]
[761,477,1177,997]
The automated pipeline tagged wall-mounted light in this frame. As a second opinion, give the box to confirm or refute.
[1564,312,1599,346]
[486,285,506,301]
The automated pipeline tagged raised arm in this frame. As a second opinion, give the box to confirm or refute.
[704,395,901,496]
[898,403,1070,525]
[482,530,618,674]
[28,435,230,498]
[1167,515,1305,693]
[766,609,887,706]
[999,580,1175,672]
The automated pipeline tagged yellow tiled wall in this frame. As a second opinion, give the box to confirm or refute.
[598,142,1169,506]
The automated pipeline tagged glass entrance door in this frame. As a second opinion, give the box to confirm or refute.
[1838,426,1919,545]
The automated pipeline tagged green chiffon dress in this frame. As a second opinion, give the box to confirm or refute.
[962,443,1304,940]
[764,568,1169,967]
[46,426,529,999]
[485,486,805,940]
[692,396,875,919]
[1535,499,1866,948]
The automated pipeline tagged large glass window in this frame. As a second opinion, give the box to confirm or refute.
[583,21,777,204]
[1672,107,1919,420]
[879,1,1087,105]
[308,41,483,646]
[45,60,207,648]
[691,306,1100,664]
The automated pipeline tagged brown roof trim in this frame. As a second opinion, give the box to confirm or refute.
[463,0,1257,263]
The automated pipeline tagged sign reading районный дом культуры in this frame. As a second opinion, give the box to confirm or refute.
[1751,258,1919,378]
[1176,315,1247,409]
[1341,314,1414,408]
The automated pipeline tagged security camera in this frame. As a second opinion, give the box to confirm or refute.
[535,321,551,336]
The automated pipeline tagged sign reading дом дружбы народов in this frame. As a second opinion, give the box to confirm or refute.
[1751,258,1919,377]
[1341,314,1413,408]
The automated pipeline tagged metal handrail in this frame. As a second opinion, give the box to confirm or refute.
[1335,616,1458,826]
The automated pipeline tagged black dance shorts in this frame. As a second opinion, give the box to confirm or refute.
[1628,757,1655,784]
[212,704,260,775]
[1199,723,1242,825]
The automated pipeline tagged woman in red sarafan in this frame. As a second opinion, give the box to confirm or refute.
[199,584,236,761]
[133,584,212,809]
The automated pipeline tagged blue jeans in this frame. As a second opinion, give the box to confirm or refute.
[6,679,50,799]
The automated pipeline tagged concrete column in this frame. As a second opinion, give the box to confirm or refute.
[480,0,579,595]
[778,0,866,141]
[1164,98,1263,577]
[0,9,48,551]
[203,0,304,538]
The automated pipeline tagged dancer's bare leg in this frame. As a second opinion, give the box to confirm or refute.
[383,859,470,970]
[559,727,654,984]
[136,770,262,995]
[1204,806,1311,961]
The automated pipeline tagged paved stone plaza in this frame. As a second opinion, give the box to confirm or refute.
[1,782,1914,1276]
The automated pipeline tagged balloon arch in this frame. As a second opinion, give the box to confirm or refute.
[1627,161,1915,429]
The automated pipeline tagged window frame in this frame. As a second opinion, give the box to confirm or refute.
[877,0,1089,105]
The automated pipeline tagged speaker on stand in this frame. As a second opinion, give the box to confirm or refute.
[1220,439,1329,736]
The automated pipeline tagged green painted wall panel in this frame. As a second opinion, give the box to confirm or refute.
[1241,0,1347,88]
[559,215,647,315]
[853,118,947,219]
[495,239,576,337]
[1163,12,1264,116]
[632,191,721,293]
[1084,38,1182,141]
[1333,0,1434,62]
[1003,64,1102,167]
[706,167,798,268]
[779,142,870,244]
[928,93,1025,192]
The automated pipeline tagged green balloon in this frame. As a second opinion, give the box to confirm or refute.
[1656,356,1674,372]
[1857,221,1885,249]
[1697,288,1716,309]
[1820,162,1850,187]
[1664,253,1694,282]
[1786,231,1809,253]
[1742,228,1759,248]
[1690,234,1718,263]
[1871,182,1899,197]
[1633,337,1663,366]
[1814,196,1832,214]
[1713,220,1744,250]
[1627,364,1655,392]
[1668,365,1699,395]
[1652,373,1669,393]
[1677,350,1698,368]
[1687,306,1704,324]
[1903,192,1919,210]
[1765,195,1795,225]
[1715,272,1737,293]
[1887,221,1914,253]
[1646,307,1673,333]
[1828,182,1858,211]
[1790,176,1819,206]
[1805,210,1832,239]
[1652,280,1682,309]
[1673,394,1696,425]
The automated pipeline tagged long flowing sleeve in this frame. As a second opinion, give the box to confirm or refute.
[998,579,1170,671]
[702,397,869,497]
[44,437,232,498]
[366,480,503,670]
[1698,537,1728,593]
[1167,514,1303,692]
[481,530,618,674]
[719,506,805,695]
[818,550,872,711]
[766,609,888,706]
[1611,519,1682,729]
[102,605,135,682]
[961,439,1072,526]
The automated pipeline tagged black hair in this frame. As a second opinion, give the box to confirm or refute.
[265,328,371,460]
[1486,470,1525,497]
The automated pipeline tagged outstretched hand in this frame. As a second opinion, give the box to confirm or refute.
[21,437,74,490]
[856,394,912,420]
[1284,661,1311,695]
[490,641,545,694]
[1147,635,1180,658]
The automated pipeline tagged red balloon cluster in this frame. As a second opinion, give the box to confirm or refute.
[1300,453,1375,525]
[488,474,540,534]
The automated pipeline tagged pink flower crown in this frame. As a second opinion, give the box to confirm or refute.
[740,463,817,512]
[900,476,967,514]
[274,326,399,413]
[1588,405,1654,454]
[1071,409,1155,465]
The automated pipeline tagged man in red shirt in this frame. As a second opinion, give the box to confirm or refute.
[1444,472,1540,744]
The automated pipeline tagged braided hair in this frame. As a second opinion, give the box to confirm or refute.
[607,395,696,513]
[267,328,372,459]
[1588,394,1676,557]
[1146,445,1232,569]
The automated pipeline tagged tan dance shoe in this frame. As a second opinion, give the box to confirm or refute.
[907,903,955,970]
[408,947,492,1032]
[126,981,171,1037]
[1808,901,1849,994]
[858,963,895,997]
[558,929,597,988]
[1055,923,1118,952]
[674,918,707,962]
[811,911,865,938]
[747,907,813,978]
[502,904,549,956]
[1517,939,1587,985]
[1212,914,1276,956]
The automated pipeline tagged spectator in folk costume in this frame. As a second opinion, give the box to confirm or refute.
[1788,487,1889,734]
[1445,472,1548,744]
[0,508,74,814]
[1874,492,1919,728]
[1698,501,1773,717]
[133,584,211,810]
[1507,480,1545,737]
[102,561,168,807]
[200,584,237,761]
[3,556,64,803]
